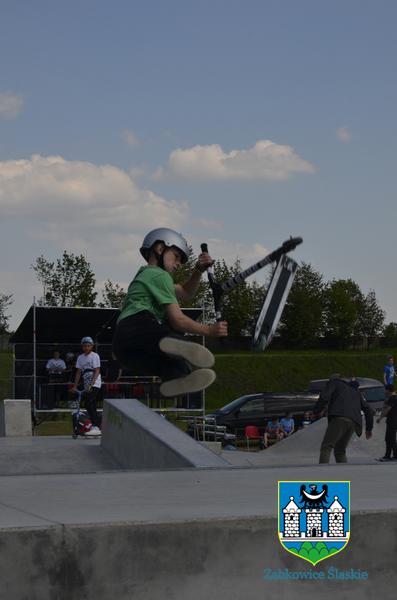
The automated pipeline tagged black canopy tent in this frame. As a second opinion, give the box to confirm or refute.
[10,304,204,415]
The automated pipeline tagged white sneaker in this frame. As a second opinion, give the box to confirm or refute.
[85,426,102,437]
[159,337,215,368]
[160,368,216,397]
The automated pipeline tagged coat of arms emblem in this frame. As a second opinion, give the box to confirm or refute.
[278,480,350,566]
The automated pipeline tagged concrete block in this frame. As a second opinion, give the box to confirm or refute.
[0,399,32,437]
[101,398,230,469]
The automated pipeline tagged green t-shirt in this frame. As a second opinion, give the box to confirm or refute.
[118,266,178,323]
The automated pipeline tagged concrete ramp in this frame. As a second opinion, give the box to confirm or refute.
[101,398,230,470]
[222,417,387,467]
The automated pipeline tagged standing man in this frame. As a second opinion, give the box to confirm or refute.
[383,356,396,387]
[377,384,397,461]
[45,350,67,408]
[71,336,102,434]
[46,350,66,380]
[314,375,373,463]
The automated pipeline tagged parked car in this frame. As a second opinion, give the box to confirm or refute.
[307,377,385,409]
[188,377,385,439]
[202,392,319,436]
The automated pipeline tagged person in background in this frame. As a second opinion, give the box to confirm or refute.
[71,337,102,435]
[264,417,283,448]
[383,356,396,387]
[280,412,295,438]
[46,350,66,381]
[302,411,314,428]
[45,350,67,407]
[376,384,397,461]
[314,374,373,463]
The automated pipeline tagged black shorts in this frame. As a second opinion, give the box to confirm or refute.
[112,311,190,381]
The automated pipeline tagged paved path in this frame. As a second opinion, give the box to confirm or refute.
[1,458,397,530]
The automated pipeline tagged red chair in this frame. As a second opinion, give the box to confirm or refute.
[244,425,262,450]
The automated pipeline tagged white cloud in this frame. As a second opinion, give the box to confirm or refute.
[336,126,352,143]
[122,129,140,146]
[0,91,24,120]
[0,154,189,270]
[154,140,315,181]
[0,154,187,230]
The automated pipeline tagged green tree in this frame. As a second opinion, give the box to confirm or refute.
[279,262,325,348]
[99,279,126,309]
[31,251,97,307]
[323,279,364,348]
[0,293,13,333]
[356,289,385,348]
[382,322,397,347]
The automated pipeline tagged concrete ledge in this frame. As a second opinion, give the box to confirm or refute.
[0,399,32,437]
[101,398,230,469]
[0,512,396,599]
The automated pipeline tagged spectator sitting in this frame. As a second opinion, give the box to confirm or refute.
[264,417,283,448]
[280,412,295,438]
[46,351,66,382]
[302,411,315,428]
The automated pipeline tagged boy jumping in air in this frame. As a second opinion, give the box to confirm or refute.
[112,228,228,396]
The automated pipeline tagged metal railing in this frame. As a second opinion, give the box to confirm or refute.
[183,415,236,443]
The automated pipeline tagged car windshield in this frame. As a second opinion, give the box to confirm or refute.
[361,386,385,403]
[217,395,262,414]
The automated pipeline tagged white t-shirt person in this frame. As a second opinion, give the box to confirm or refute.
[46,355,66,373]
[75,351,102,390]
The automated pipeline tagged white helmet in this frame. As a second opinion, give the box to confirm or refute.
[81,336,94,345]
[140,228,189,264]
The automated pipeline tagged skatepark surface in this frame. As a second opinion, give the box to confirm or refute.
[220,414,389,466]
[1,400,396,600]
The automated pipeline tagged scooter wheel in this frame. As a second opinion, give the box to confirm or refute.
[72,433,77,439]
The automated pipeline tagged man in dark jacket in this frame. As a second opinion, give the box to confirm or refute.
[314,376,373,463]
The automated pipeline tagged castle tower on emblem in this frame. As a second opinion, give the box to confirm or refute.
[282,497,301,538]
[306,508,323,538]
[327,496,345,537]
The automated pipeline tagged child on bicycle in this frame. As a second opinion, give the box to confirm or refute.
[71,336,102,434]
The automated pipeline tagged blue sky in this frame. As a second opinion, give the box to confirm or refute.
[1,0,396,329]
